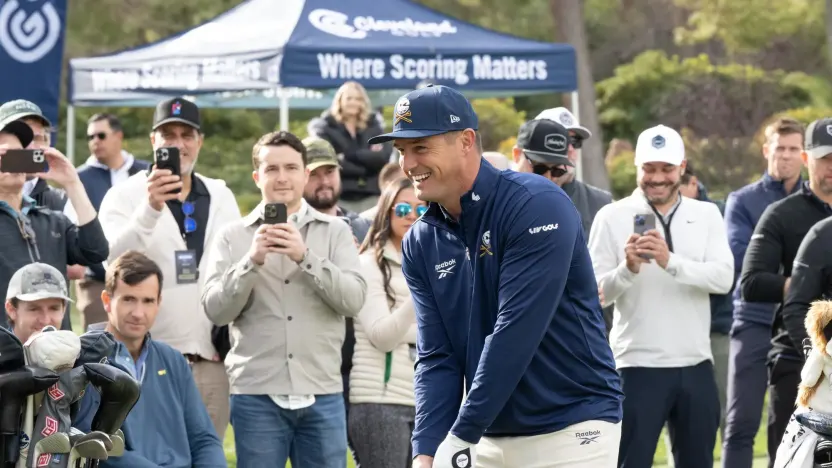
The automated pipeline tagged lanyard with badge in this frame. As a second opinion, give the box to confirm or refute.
[175,200,198,284]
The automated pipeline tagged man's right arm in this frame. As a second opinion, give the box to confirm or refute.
[740,204,787,303]
[401,238,464,459]
[588,206,635,304]
[98,186,162,261]
[201,225,258,326]
[782,222,829,352]
[724,191,753,282]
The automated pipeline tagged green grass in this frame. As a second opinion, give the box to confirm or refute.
[69,298,766,468]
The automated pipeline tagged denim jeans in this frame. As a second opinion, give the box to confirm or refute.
[230,393,347,468]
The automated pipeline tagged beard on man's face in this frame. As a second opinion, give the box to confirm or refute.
[304,184,341,210]
[639,179,681,206]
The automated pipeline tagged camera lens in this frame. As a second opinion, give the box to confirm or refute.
[635,216,645,226]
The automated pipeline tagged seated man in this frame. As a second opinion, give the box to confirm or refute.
[75,250,226,468]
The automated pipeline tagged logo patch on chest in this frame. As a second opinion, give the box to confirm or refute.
[479,230,493,257]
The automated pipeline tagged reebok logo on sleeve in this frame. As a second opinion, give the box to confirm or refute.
[529,223,558,234]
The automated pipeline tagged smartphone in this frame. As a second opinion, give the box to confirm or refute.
[263,203,287,225]
[0,149,47,174]
[633,213,656,259]
[154,147,181,194]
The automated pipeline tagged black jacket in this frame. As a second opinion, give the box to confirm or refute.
[740,182,832,361]
[782,216,832,352]
[308,112,392,200]
[29,179,67,212]
[0,203,109,330]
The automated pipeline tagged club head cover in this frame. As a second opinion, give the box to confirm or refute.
[75,332,117,368]
[29,366,88,468]
[0,366,59,433]
[24,327,81,373]
[28,432,70,468]
[0,326,25,372]
[797,411,832,438]
[83,363,140,436]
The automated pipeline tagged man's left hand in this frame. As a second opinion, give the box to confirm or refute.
[34,148,80,188]
[272,223,307,263]
[433,434,475,468]
[636,230,670,269]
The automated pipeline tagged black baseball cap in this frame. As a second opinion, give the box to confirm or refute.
[515,119,573,167]
[806,117,832,159]
[152,97,200,131]
[368,85,478,144]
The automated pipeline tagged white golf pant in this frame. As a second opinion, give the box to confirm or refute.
[476,420,621,468]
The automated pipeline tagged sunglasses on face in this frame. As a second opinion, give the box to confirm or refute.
[87,132,107,141]
[532,164,569,178]
[182,201,197,234]
[570,135,583,149]
[394,202,427,218]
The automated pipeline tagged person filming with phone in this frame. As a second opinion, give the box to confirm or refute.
[0,107,108,331]
[588,125,734,468]
[201,130,366,468]
[97,97,241,443]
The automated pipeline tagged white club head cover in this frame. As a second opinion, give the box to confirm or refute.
[24,326,81,372]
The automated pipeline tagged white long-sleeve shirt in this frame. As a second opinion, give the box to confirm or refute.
[588,191,734,368]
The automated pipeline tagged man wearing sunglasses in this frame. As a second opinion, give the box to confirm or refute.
[97,97,241,443]
[529,107,613,238]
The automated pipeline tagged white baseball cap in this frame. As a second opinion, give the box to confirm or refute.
[635,125,685,166]
[535,107,591,139]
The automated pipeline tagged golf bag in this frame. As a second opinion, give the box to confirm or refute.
[82,363,140,468]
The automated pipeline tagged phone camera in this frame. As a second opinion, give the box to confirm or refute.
[159,148,169,160]
[32,150,44,163]
[634,215,646,226]
[265,205,277,217]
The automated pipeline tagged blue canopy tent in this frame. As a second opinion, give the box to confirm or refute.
[67,0,578,162]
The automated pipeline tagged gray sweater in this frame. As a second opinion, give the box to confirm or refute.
[562,179,613,238]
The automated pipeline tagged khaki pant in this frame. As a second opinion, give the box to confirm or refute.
[191,359,230,442]
[75,278,107,331]
[477,420,621,468]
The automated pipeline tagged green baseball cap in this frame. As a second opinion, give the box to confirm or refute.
[7,263,72,303]
[0,99,52,127]
[303,137,340,172]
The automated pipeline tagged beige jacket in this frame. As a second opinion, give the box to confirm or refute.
[201,201,367,395]
[350,244,417,406]
[98,171,241,360]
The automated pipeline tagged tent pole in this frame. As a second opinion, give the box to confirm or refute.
[279,87,289,131]
[570,91,582,182]
[66,105,76,165]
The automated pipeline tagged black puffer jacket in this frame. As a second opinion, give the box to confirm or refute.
[308,112,393,200]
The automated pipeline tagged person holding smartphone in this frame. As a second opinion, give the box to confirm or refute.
[0,108,109,332]
[97,97,241,443]
[588,125,734,468]
[201,130,366,468]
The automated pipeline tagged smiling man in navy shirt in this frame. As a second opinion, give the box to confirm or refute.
[368,85,623,468]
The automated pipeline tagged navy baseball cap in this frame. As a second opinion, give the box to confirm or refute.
[368,85,478,144]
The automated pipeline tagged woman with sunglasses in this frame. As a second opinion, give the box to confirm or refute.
[349,177,427,468]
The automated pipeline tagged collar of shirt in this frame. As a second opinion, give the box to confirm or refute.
[425,158,501,226]
[22,178,37,197]
[85,150,134,172]
[0,195,36,218]
[113,335,151,383]
[801,180,832,214]
[632,187,682,222]
[762,172,803,195]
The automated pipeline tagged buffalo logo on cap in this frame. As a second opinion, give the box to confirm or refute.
[826,124,832,137]
[559,112,573,126]
[394,97,412,125]
[652,135,665,149]
[171,102,182,116]
[544,134,567,153]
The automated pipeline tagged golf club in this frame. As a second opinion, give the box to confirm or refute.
[66,429,111,468]
[31,367,89,468]
[0,366,59,468]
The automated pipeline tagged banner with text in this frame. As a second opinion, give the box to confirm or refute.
[0,0,67,131]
